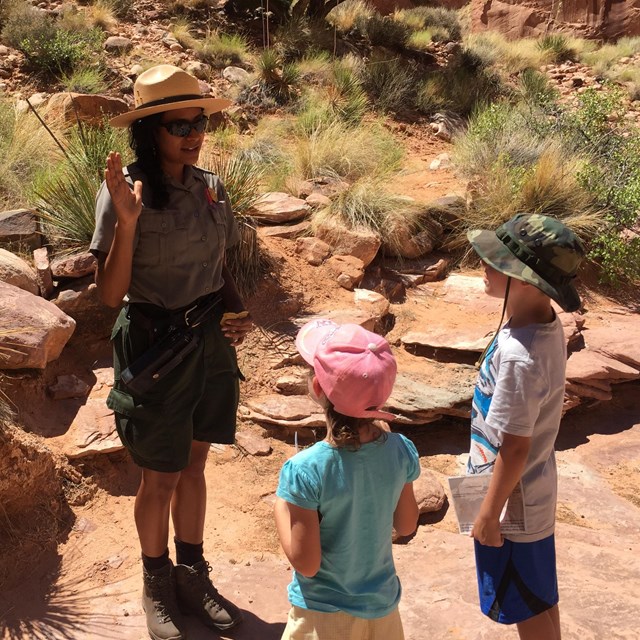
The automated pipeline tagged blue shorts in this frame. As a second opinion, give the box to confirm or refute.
[474,534,558,625]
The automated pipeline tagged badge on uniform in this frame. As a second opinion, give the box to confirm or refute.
[204,186,218,204]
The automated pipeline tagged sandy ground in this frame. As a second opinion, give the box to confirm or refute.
[2,127,639,640]
[1,379,639,640]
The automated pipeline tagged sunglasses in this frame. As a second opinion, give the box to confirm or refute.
[159,114,208,137]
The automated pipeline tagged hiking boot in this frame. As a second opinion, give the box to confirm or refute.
[142,562,187,640]
[175,560,242,630]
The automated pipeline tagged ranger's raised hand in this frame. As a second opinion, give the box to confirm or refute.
[105,151,143,226]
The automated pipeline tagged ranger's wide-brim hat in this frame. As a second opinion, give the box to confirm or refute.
[467,213,586,312]
[110,64,232,127]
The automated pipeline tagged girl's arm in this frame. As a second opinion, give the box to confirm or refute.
[393,482,419,536]
[274,497,321,577]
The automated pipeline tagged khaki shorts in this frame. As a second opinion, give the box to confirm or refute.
[281,606,404,640]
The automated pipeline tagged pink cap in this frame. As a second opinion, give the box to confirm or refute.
[295,319,397,421]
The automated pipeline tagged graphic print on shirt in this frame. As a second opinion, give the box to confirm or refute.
[467,337,501,475]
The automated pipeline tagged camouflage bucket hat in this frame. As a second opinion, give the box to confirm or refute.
[467,213,586,312]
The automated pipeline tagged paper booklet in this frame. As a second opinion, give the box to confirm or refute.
[448,475,527,535]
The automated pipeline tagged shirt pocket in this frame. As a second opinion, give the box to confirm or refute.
[136,209,189,265]
[208,202,230,252]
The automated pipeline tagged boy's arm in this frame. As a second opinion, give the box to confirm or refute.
[393,482,419,537]
[274,497,321,577]
[471,432,531,547]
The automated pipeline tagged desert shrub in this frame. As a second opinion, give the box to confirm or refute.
[312,177,431,256]
[0,100,62,210]
[84,2,117,31]
[416,53,503,116]
[453,90,640,281]
[101,0,134,19]
[580,36,640,76]
[354,13,410,49]
[393,6,461,41]
[536,33,574,63]
[465,32,547,71]
[518,68,559,110]
[292,118,403,182]
[171,19,198,49]
[196,31,249,68]
[2,6,102,75]
[60,65,107,93]
[359,56,418,113]
[323,60,368,123]
[325,0,373,33]
[297,50,332,79]
[254,48,301,105]
[200,149,266,296]
[34,123,131,248]
[273,17,335,61]
[407,28,447,50]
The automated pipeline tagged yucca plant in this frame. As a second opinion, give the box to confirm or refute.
[536,33,574,63]
[256,49,301,105]
[199,150,266,296]
[33,122,130,249]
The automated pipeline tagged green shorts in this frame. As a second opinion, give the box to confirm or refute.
[106,302,240,472]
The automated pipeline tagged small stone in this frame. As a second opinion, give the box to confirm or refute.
[235,431,272,456]
[48,374,90,400]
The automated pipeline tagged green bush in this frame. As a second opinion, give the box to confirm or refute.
[2,6,102,75]
[354,13,410,49]
[312,177,424,248]
[393,6,461,41]
[360,56,418,113]
[453,89,640,282]
[416,58,503,116]
[536,33,574,63]
[255,49,302,105]
[196,32,249,68]
[60,66,107,93]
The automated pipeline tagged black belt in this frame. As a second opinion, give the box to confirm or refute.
[126,292,223,334]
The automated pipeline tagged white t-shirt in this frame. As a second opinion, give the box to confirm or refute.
[467,315,566,543]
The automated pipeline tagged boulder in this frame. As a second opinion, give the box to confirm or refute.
[235,431,272,456]
[0,249,39,295]
[353,288,390,318]
[223,66,250,84]
[259,220,311,239]
[0,209,40,251]
[48,93,129,126]
[47,374,91,400]
[249,193,311,224]
[0,282,75,369]
[54,279,121,340]
[415,468,447,514]
[275,373,308,395]
[315,220,381,267]
[295,237,332,266]
[185,61,210,80]
[50,252,97,279]
[325,255,365,290]
[242,394,325,429]
[104,36,133,53]
[402,327,491,353]
[384,216,443,259]
[305,192,331,208]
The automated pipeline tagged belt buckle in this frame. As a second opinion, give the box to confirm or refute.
[184,304,200,328]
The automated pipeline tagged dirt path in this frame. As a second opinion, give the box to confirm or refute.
[2,380,639,640]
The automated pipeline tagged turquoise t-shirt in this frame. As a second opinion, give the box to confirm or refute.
[276,432,420,619]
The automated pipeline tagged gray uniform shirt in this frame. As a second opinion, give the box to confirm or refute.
[90,163,240,310]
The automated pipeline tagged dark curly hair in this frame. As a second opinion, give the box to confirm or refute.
[129,114,169,209]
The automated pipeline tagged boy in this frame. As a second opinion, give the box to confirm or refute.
[275,320,420,640]
[466,213,585,640]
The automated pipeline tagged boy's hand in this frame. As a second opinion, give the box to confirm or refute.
[220,310,252,346]
[470,513,503,547]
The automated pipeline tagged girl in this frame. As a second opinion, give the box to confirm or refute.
[274,319,420,640]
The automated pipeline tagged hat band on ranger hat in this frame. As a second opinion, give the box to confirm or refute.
[136,93,203,110]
